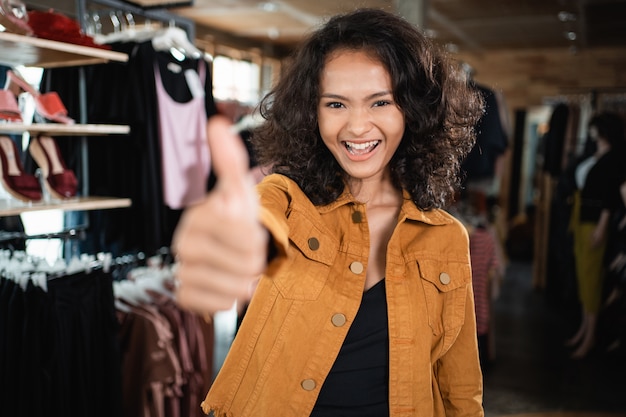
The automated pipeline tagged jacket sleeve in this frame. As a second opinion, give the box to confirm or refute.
[257,175,292,274]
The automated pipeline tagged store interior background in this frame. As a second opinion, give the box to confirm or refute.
[6,0,626,416]
[20,0,626,262]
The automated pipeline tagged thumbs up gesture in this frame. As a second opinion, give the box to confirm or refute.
[173,115,269,315]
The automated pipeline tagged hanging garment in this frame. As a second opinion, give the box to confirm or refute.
[462,82,509,181]
[115,278,214,417]
[469,225,502,336]
[0,266,123,417]
[154,58,210,209]
[37,41,218,254]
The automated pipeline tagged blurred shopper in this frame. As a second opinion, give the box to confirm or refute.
[566,111,626,359]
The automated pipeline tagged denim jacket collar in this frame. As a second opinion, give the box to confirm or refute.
[318,187,453,226]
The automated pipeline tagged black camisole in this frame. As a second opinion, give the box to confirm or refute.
[310,279,390,417]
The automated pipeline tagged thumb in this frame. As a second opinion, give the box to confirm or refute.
[206,115,257,211]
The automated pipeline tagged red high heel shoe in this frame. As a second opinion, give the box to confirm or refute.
[6,70,74,124]
[28,135,77,199]
[0,135,42,202]
[0,90,22,122]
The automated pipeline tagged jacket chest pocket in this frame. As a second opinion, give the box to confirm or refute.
[416,259,470,339]
[273,209,338,300]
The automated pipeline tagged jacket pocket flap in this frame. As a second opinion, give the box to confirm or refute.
[416,258,470,292]
[287,209,338,266]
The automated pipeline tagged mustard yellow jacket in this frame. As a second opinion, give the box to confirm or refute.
[201,174,484,417]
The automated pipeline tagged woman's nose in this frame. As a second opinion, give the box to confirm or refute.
[346,108,373,136]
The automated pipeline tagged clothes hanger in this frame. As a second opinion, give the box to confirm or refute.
[151,24,203,60]
[127,253,175,298]
[93,10,163,45]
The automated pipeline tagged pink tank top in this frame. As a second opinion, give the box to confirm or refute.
[154,59,210,209]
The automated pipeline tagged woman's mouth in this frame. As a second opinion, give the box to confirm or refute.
[344,140,380,156]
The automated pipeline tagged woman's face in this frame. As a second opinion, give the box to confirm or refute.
[317,49,405,182]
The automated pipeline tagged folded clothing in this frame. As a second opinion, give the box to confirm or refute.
[27,9,111,50]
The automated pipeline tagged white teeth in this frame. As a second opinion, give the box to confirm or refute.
[345,140,379,150]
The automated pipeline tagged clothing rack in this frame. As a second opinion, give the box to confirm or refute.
[71,0,196,196]
[0,226,87,243]
[542,92,593,107]
[77,0,196,40]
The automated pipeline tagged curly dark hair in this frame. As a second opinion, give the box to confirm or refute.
[251,8,484,209]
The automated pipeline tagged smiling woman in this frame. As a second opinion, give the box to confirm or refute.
[172,8,485,417]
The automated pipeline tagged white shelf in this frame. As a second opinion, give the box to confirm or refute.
[0,123,130,136]
[0,196,132,217]
[0,32,128,68]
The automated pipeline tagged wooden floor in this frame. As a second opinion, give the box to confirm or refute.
[482,260,626,417]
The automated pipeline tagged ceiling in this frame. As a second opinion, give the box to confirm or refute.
[36,0,626,55]
[167,0,626,54]
[35,0,626,109]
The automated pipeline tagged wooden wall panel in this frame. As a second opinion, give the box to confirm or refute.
[455,47,626,113]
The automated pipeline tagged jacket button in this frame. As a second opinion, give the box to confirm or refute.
[308,237,320,251]
[349,261,364,274]
[331,313,346,327]
[301,379,316,391]
[352,211,363,223]
[439,272,451,285]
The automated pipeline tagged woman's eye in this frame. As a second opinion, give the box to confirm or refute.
[325,101,344,109]
[373,100,391,107]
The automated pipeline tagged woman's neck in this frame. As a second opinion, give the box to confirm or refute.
[348,175,402,208]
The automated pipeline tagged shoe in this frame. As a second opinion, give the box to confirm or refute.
[6,70,74,125]
[0,135,42,202]
[28,135,77,199]
[0,90,22,122]
[0,0,33,36]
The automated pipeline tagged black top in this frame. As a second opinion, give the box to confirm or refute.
[577,151,624,223]
[310,279,389,417]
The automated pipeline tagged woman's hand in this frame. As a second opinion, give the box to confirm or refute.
[591,209,610,248]
[172,115,269,315]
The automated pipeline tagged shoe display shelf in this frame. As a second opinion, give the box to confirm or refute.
[0,123,130,136]
[0,32,128,68]
[0,196,131,217]
[0,31,131,217]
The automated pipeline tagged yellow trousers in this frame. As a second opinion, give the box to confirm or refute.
[570,191,606,313]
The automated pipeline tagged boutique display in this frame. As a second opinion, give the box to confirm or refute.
[0,4,217,417]
[0,249,214,417]
[36,21,218,255]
